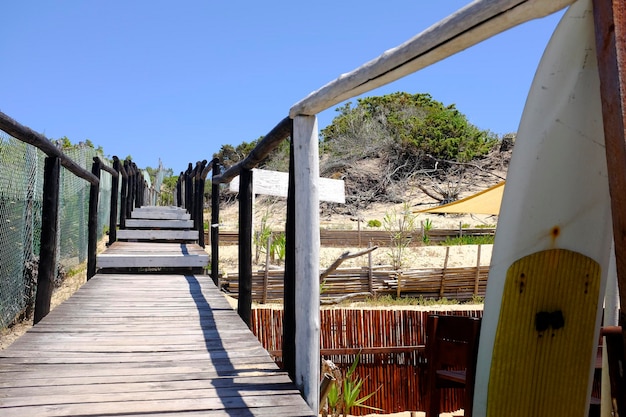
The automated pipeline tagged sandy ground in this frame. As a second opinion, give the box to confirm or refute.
[0,268,86,350]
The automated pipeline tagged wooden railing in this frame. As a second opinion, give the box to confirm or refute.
[0,111,148,323]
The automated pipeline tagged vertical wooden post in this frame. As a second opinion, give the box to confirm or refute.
[87,157,101,280]
[108,156,120,245]
[211,159,221,285]
[474,244,482,296]
[439,246,450,299]
[368,242,373,293]
[293,114,320,413]
[262,235,271,304]
[283,133,296,381]
[190,163,198,226]
[135,164,143,208]
[238,168,253,327]
[593,0,626,404]
[119,160,128,229]
[33,156,61,324]
[125,161,134,218]
[198,161,207,247]
[176,173,183,207]
[185,163,193,213]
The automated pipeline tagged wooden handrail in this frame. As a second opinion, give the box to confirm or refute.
[98,156,118,178]
[213,116,292,184]
[0,111,99,185]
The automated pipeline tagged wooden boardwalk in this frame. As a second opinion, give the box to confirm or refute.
[0,206,313,416]
[0,274,313,416]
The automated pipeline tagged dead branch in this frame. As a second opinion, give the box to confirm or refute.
[320,292,373,306]
[320,246,378,281]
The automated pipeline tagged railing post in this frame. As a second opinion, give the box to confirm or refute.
[120,160,128,229]
[238,168,253,328]
[133,163,142,208]
[176,173,183,207]
[33,156,61,324]
[125,161,134,218]
[87,157,101,280]
[190,162,199,228]
[293,114,320,413]
[211,159,221,285]
[283,131,296,381]
[185,163,193,213]
[196,160,207,247]
[108,156,120,245]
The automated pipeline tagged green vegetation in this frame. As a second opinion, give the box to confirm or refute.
[360,294,484,306]
[440,235,495,246]
[366,219,381,228]
[325,353,382,417]
[422,218,433,244]
[383,202,417,270]
[321,92,498,164]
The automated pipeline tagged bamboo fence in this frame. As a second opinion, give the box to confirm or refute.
[221,264,489,302]
[251,308,483,415]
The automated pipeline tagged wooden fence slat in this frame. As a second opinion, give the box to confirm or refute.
[251,308,483,414]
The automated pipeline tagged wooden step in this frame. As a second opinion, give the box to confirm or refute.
[130,207,191,220]
[125,219,194,229]
[117,229,198,241]
[97,242,209,269]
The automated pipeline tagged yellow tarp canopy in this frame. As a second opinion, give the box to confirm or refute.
[416,181,505,215]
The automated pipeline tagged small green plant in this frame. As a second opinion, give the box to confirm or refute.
[466,294,485,304]
[254,209,274,263]
[325,353,382,417]
[383,202,417,270]
[270,232,286,263]
[422,218,433,244]
[366,219,381,228]
[320,280,329,294]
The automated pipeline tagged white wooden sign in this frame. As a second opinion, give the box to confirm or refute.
[229,168,345,204]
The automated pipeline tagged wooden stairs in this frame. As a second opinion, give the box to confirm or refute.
[97,206,209,273]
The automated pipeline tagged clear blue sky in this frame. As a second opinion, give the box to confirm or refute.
[1,1,564,173]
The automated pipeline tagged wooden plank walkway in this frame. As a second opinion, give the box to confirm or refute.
[0,273,314,416]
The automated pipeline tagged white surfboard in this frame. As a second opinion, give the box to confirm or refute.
[473,0,613,416]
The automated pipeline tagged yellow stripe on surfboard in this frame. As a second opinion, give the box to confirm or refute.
[487,249,600,417]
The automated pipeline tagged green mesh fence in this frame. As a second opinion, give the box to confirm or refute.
[0,133,113,328]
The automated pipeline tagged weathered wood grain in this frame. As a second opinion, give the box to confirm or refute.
[116,229,199,241]
[125,219,194,229]
[97,242,208,268]
[0,274,313,416]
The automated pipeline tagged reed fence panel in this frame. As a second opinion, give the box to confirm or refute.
[251,308,483,415]
[221,264,488,302]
